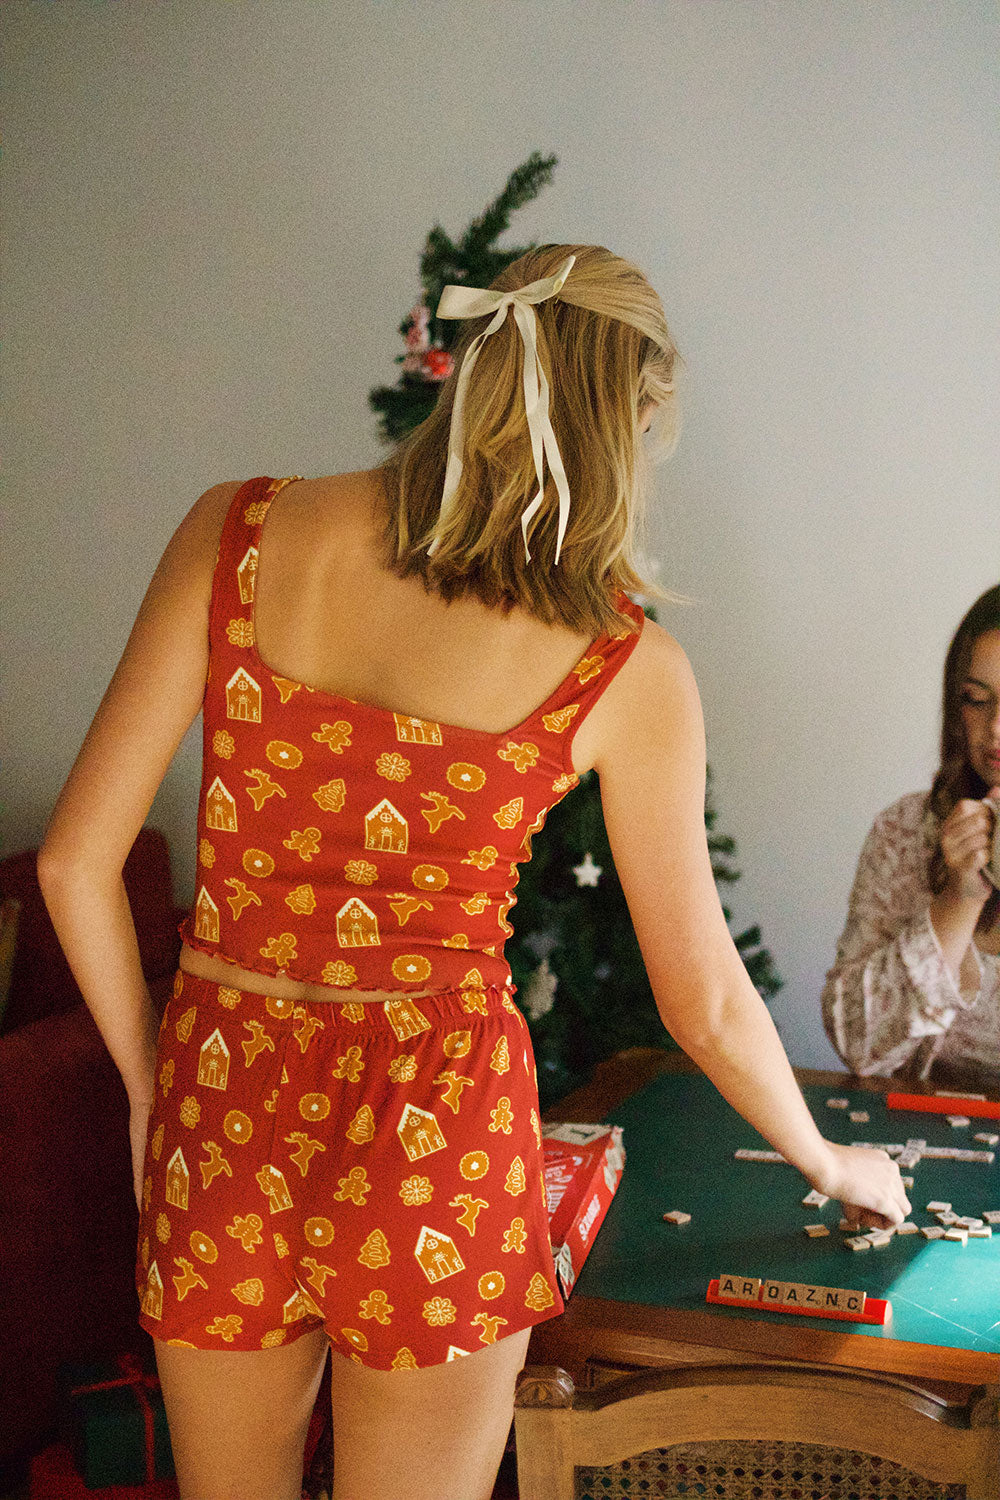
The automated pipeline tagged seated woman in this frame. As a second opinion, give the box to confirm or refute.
[822,585,1000,1091]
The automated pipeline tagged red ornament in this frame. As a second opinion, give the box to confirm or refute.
[422,348,454,381]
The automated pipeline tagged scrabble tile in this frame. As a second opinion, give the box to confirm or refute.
[943,1227,969,1245]
[845,1236,871,1252]
[974,1132,1000,1146]
[848,1110,870,1123]
[920,1225,945,1240]
[804,1223,830,1238]
[935,1211,959,1225]
[716,1274,761,1302]
[982,1211,1000,1225]
[662,1210,691,1225]
[905,1138,927,1151]
[954,1217,984,1229]
[897,1147,922,1169]
[760,1279,789,1305]
[901,1176,914,1189]
[802,1189,830,1207]
[969,1226,993,1239]
[826,1098,850,1108]
[867,1231,893,1249]
[926,1201,952,1212]
[895,1222,919,1235]
[947,1115,971,1128]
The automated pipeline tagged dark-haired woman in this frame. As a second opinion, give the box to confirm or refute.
[823,585,1000,1090]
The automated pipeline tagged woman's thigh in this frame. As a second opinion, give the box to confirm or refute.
[153,1326,331,1500]
[328,1326,531,1500]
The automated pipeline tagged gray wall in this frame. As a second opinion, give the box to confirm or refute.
[4,0,997,1066]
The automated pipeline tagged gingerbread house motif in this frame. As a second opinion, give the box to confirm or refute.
[193,886,220,944]
[141,1261,164,1320]
[336,897,380,948]
[197,1028,230,1090]
[259,1164,293,1213]
[393,713,443,746]
[364,798,409,854]
[225,666,262,723]
[283,1285,321,1324]
[166,1146,190,1210]
[414,1226,464,1283]
[383,997,431,1042]
[236,545,259,605]
[397,1102,447,1162]
[446,1345,471,1360]
[205,776,238,833]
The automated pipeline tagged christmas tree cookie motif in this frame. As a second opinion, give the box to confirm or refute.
[504,1157,527,1196]
[489,1037,510,1075]
[337,898,380,949]
[493,797,524,829]
[414,1226,465,1284]
[364,798,409,854]
[244,768,286,813]
[449,1193,489,1235]
[420,791,466,832]
[394,714,443,745]
[397,1102,447,1161]
[256,1163,293,1214]
[489,1097,514,1134]
[285,883,316,914]
[460,988,489,1016]
[524,1272,556,1310]
[175,1006,197,1043]
[232,1277,265,1305]
[312,720,353,753]
[460,892,490,915]
[225,666,262,723]
[391,1346,419,1370]
[346,1105,376,1144]
[312,777,346,812]
[502,1217,528,1253]
[197,1029,231,1090]
[206,776,238,832]
[433,1070,475,1114]
[542,703,580,734]
[358,1228,391,1268]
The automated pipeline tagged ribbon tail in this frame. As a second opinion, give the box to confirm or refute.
[427,308,505,556]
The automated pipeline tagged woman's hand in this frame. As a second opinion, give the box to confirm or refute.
[939,796,997,904]
[815,1141,911,1230]
[129,1096,154,1214]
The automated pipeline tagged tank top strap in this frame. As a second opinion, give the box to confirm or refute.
[208,475,302,646]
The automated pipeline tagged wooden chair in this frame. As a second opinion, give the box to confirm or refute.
[514,1363,1000,1500]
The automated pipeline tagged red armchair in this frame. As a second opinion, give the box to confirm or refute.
[0,827,186,1478]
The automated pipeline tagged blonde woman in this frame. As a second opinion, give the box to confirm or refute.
[823,585,1000,1089]
[39,245,908,1500]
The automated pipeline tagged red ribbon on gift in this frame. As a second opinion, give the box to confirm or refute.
[68,1350,161,1485]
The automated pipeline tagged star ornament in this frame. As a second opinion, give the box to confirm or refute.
[572,852,602,888]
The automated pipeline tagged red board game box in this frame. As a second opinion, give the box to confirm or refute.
[542,1122,625,1296]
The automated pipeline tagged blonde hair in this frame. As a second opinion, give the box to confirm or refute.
[373,243,681,637]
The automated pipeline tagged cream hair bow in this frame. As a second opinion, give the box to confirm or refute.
[427,254,577,564]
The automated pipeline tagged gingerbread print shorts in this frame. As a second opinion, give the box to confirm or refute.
[135,969,564,1367]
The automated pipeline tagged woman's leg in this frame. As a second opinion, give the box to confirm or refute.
[328,1325,531,1500]
[153,1325,331,1500]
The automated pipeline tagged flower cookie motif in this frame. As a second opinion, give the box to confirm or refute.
[497,741,540,774]
[400,1175,433,1206]
[388,1055,418,1083]
[179,1096,201,1128]
[212,730,235,759]
[376,751,411,782]
[345,860,378,885]
[422,1296,456,1326]
[226,618,255,648]
[321,960,358,987]
[199,838,216,868]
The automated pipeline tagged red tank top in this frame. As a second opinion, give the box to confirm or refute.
[177,475,646,994]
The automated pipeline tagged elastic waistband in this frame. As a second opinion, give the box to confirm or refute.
[169,966,521,1034]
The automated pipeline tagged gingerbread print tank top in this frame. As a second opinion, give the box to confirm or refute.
[177,475,646,994]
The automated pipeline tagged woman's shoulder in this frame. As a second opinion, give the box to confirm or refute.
[867,790,935,851]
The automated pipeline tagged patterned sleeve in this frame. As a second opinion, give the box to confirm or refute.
[821,798,985,1079]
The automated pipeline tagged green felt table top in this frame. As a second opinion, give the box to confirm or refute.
[575,1069,1000,1357]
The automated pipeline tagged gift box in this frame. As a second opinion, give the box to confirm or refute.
[57,1350,175,1490]
[29,1439,179,1499]
[542,1121,625,1297]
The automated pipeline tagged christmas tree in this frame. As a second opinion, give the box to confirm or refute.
[368,155,782,1109]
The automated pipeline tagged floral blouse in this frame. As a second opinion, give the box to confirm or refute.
[821,791,1000,1090]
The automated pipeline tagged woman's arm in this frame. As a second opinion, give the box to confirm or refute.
[594,623,907,1223]
[36,481,240,1104]
[820,803,986,1079]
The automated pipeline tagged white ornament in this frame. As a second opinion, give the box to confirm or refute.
[573,851,602,887]
[522,956,557,1021]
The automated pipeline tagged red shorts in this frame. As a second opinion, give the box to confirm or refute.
[135,969,564,1368]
